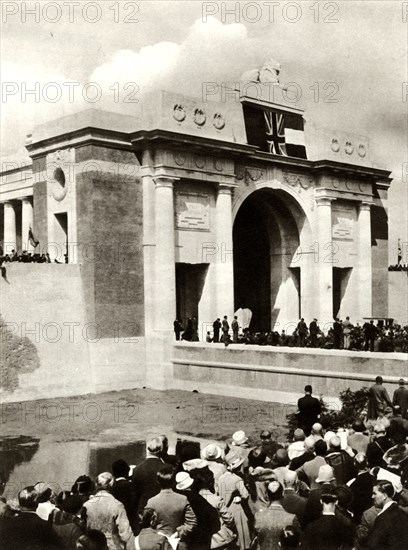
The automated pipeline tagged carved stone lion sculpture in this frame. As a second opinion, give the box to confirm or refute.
[240,58,281,84]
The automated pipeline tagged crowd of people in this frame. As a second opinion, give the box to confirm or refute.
[1,378,408,550]
[0,249,68,264]
[175,316,408,353]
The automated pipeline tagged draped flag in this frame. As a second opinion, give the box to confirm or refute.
[28,226,39,248]
[243,104,307,159]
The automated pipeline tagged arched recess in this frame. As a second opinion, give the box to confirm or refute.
[233,185,313,331]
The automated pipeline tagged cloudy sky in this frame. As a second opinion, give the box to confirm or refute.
[1,0,407,258]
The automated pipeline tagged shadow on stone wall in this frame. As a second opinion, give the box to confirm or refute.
[0,316,40,393]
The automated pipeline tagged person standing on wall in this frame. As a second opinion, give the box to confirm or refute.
[212,318,221,343]
[296,318,308,347]
[309,318,319,348]
[231,316,239,344]
[221,316,230,343]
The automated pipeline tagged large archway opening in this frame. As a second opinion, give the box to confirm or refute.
[233,188,306,332]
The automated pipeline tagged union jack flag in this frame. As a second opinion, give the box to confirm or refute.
[264,111,287,155]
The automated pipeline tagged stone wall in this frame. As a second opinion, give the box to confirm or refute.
[172,343,407,405]
[0,263,146,403]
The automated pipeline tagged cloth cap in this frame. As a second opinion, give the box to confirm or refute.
[316,465,335,483]
[175,472,193,491]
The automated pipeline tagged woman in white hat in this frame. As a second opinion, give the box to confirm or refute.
[201,444,227,493]
[218,450,252,550]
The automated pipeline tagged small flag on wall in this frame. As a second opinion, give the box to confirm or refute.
[28,226,39,248]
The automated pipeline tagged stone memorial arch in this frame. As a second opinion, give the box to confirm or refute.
[0,66,393,394]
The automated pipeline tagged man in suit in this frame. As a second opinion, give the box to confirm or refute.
[296,318,308,347]
[348,453,375,524]
[231,316,239,343]
[301,484,354,550]
[366,425,393,468]
[212,318,221,343]
[221,316,229,343]
[365,480,408,549]
[393,378,408,418]
[367,376,392,419]
[111,459,134,528]
[309,318,319,348]
[297,439,328,490]
[297,385,321,436]
[0,486,63,549]
[282,470,307,520]
[146,465,197,543]
[131,437,165,520]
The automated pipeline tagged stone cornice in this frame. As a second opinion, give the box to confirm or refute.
[25,127,133,159]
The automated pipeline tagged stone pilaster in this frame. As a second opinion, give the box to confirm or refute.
[21,197,34,252]
[153,174,179,331]
[315,197,333,326]
[215,184,235,319]
[3,201,17,253]
[357,201,373,318]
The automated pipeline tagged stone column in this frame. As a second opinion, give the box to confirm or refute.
[215,184,235,318]
[21,197,34,252]
[315,197,333,328]
[357,201,373,318]
[3,201,17,254]
[153,175,178,331]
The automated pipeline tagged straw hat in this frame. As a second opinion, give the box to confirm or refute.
[225,449,245,470]
[232,430,248,446]
[201,443,222,461]
[315,465,335,483]
[175,472,194,491]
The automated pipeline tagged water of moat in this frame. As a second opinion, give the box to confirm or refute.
[0,433,210,503]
